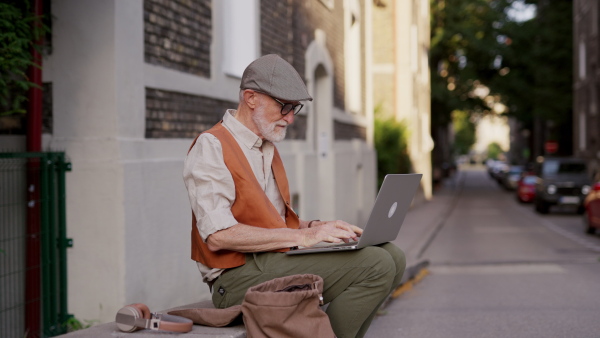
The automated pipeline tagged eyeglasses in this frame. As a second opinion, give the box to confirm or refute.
[271,97,304,116]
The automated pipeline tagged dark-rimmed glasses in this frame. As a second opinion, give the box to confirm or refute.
[271,97,304,116]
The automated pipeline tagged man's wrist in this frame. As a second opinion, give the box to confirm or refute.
[308,220,320,228]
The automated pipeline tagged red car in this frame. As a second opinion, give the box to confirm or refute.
[516,175,537,203]
[583,181,600,234]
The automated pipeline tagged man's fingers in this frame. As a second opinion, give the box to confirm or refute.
[336,223,362,236]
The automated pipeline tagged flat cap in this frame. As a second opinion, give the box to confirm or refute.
[240,54,313,102]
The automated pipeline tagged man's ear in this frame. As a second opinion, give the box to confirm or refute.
[243,90,258,109]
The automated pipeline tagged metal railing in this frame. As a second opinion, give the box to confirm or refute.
[0,152,72,337]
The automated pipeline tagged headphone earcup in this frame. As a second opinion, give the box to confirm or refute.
[115,303,150,332]
[130,303,151,319]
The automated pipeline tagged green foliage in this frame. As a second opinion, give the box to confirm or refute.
[0,2,47,116]
[430,0,512,126]
[452,110,476,155]
[431,0,573,124]
[487,142,503,160]
[494,0,573,126]
[63,316,99,332]
[374,113,411,188]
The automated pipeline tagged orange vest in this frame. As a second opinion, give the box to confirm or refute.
[189,122,300,269]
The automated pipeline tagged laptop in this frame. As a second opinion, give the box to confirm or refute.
[286,173,422,255]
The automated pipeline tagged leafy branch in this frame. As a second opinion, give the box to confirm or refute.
[0,2,48,116]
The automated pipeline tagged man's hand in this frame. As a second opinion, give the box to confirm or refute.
[299,220,363,248]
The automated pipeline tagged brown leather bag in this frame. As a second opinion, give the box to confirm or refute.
[169,274,335,338]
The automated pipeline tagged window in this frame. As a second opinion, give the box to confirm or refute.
[579,41,586,80]
[579,111,587,151]
[222,0,259,78]
[345,0,362,113]
[543,160,587,175]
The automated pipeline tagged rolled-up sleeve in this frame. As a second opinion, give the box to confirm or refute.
[183,134,238,241]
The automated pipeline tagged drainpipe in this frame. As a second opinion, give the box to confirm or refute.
[26,0,43,336]
[27,0,43,153]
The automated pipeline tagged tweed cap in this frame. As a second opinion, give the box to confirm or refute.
[240,54,313,102]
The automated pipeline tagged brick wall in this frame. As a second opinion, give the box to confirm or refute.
[261,0,363,140]
[295,0,346,110]
[334,121,366,140]
[144,0,212,77]
[261,0,295,64]
[574,0,600,171]
[261,0,346,111]
[372,2,395,116]
[145,88,237,138]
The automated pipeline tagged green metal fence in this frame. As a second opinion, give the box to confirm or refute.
[0,152,72,337]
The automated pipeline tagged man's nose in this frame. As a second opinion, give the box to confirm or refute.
[282,112,295,124]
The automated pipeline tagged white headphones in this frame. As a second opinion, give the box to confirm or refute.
[115,303,193,333]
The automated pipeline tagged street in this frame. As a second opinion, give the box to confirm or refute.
[368,165,600,338]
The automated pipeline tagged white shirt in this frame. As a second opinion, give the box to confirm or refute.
[182,110,286,282]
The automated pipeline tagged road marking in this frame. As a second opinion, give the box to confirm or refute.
[391,268,430,299]
[430,263,565,275]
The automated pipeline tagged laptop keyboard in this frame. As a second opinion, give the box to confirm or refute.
[309,241,358,248]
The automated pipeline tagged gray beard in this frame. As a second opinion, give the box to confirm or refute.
[252,107,287,142]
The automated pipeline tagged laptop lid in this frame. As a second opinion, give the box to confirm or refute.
[355,173,422,248]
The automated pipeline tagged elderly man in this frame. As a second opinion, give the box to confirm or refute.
[183,54,405,338]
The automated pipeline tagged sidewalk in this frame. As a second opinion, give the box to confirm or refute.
[59,175,461,337]
[393,172,462,283]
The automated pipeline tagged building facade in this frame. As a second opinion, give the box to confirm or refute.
[574,0,600,178]
[1,0,381,324]
[371,0,433,199]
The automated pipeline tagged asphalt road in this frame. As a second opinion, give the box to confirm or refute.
[367,166,600,338]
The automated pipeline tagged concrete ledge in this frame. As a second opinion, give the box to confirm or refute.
[58,300,246,338]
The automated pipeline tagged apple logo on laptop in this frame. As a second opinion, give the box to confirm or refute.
[388,202,398,218]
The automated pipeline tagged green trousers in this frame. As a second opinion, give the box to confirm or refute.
[211,243,406,338]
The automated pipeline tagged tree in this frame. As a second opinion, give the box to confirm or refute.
[430,0,574,160]
[452,110,476,155]
[495,1,572,125]
[430,0,513,127]
[487,142,504,160]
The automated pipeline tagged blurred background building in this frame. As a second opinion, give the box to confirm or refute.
[371,0,433,200]
[574,0,600,179]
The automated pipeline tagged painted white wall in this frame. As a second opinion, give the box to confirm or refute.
[278,139,376,228]
[44,0,203,323]
[40,0,377,324]
[45,0,125,322]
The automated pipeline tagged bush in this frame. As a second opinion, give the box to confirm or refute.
[374,115,411,188]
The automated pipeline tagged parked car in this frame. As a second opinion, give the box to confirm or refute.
[516,174,537,203]
[583,181,600,234]
[533,157,591,214]
[501,165,525,190]
[488,160,509,181]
